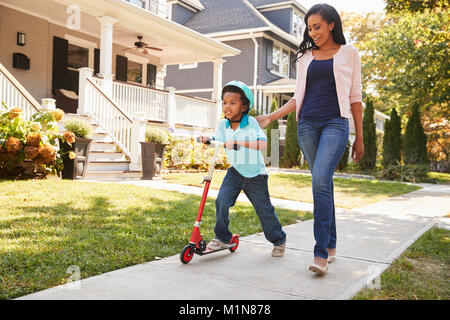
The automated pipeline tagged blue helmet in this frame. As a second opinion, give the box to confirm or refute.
[222,80,254,111]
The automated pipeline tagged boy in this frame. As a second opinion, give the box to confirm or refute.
[200,80,286,257]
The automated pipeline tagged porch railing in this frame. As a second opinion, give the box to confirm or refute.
[93,77,168,122]
[0,63,40,119]
[84,77,133,156]
[174,94,215,128]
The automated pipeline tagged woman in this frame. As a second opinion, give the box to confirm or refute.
[257,3,364,275]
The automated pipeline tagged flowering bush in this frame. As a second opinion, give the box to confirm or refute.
[0,103,76,179]
[163,135,229,171]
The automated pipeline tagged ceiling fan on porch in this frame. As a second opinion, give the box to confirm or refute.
[122,36,163,55]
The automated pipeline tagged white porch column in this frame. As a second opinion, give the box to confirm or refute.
[78,67,94,115]
[212,58,225,128]
[129,112,147,172]
[165,87,176,131]
[97,16,117,96]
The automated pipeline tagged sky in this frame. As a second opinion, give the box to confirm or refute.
[300,0,387,14]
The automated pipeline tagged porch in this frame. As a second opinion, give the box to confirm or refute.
[0,0,241,178]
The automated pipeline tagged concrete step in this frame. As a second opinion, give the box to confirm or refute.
[87,160,130,172]
[84,170,142,180]
[89,151,127,161]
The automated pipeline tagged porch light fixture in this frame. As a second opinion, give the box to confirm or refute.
[17,32,26,46]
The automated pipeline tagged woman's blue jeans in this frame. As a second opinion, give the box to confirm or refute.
[214,167,286,246]
[297,117,349,259]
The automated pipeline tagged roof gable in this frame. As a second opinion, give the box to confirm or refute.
[183,0,269,34]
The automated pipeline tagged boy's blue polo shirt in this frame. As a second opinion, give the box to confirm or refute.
[213,114,268,178]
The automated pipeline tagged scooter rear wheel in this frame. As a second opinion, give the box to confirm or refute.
[229,235,239,252]
[180,245,194,264]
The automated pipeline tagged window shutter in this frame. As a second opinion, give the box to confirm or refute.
[52,36,68,95]
[116,55,128,82]
[94,48,100,76]
[147,64,157,87]
[266,39,273,71]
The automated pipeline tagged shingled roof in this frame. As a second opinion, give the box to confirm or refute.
[183,0,269,34]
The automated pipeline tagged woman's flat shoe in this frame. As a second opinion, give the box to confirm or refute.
[327,255,336,263]
[309,262,328,275]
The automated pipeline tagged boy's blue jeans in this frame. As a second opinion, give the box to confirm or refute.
[297,117,349,259]
[214,167,286,246]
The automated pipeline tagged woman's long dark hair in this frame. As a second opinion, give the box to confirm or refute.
[293,3,346,66]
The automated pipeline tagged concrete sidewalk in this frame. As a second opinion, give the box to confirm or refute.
[17,181,449,300]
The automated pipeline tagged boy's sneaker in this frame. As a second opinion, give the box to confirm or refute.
[272,242,286,257]
[207,239,228,250]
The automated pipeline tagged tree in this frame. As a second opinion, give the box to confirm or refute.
[385,0,448,13]
[382,108,402,167]
[266,99,279,157]
[404,103,428,165]
[361,9,449,118]
[282,112,299,168]
[359,98,377,171]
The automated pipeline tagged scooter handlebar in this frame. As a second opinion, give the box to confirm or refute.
[197,137,240,150]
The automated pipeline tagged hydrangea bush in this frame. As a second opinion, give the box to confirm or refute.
[0,103,76,179]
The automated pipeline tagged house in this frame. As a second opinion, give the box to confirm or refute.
[165,0,307,115]
[0,0,240,179]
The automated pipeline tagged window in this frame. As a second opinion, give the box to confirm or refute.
[272,45,281,73]
[126,0,145,8]
[271,44,290,77]
[67,44,89,69]
[127,60,143,84]
[292,12,305,38]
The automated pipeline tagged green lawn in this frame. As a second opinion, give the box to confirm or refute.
[161,171,421,209]
[0,179,311,300]
[354,227,450,300]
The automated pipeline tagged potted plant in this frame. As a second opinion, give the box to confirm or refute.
[141,126,169,180]
[60,118,93,180]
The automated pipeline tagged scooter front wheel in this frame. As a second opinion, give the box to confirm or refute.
[180,245,194,264]
[229,235,239,252]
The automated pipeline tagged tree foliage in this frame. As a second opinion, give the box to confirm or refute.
[282,112,299,168]
[385,0,449,13]
[382,108,402,167]
[362,9,449,117]
[359,98,377,171]
[404,104,428,165]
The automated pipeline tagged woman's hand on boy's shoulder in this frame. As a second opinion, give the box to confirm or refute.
[255,115,272,129]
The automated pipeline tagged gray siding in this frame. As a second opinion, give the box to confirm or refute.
[259,37,281,85]
[165,62,213,91]
[261,8,292,34]
[171,4,195,25]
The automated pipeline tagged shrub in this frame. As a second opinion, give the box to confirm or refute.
[337,140,351,171]
[375,163,429,183]
[282,112,300,168]
[382,108,402,168]
[64,118,93,139]
[0,104,74,179]
[359,97,377,171]
[404,104,428,166]
[145,126,169,144]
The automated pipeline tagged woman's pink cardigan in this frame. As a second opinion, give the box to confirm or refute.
[293,45,363,120]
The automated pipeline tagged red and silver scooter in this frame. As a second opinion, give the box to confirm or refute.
[180,137,240,264]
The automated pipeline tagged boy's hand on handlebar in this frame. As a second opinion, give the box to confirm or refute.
[224,140,238,150]
[198,136,211,144]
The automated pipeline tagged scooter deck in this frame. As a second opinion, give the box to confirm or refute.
[193,243,237,256]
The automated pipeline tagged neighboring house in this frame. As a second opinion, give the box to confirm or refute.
[165,0,307,116]
[0,0,240,178]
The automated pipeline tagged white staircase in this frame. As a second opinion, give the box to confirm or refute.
[60,113,142,180]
